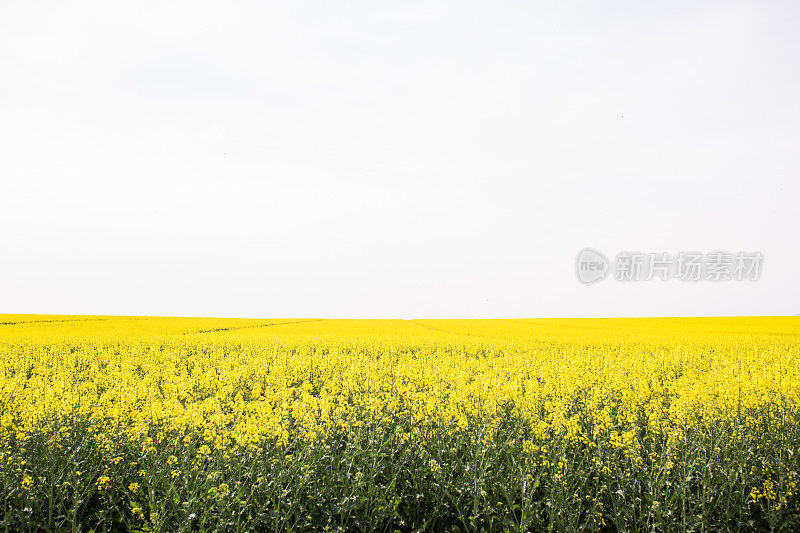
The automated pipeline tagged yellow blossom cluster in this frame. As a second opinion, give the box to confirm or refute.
[1,314,799,531]
[0,316,798,452]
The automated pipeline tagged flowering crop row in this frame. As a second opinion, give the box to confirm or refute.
[1,316,798,530]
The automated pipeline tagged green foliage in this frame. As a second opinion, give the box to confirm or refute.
[2,408,799,532]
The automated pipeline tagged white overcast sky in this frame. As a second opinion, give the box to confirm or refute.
[1,1,798,318]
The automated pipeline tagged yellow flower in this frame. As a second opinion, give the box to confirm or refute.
[3,313,800,527]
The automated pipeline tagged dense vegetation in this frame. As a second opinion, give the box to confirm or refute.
[1,316,799,531]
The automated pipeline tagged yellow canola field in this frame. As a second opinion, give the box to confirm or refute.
[1,316,798,450]
[2,315,800,530]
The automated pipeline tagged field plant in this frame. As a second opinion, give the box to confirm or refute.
[0,316,799,531]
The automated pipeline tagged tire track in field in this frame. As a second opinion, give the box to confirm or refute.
[0,317,113,326]
[185,318,325,334]
[408,320,494,339]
